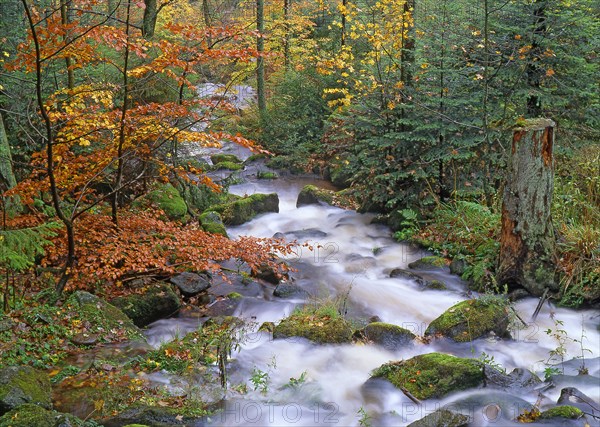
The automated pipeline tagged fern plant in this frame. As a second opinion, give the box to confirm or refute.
[0,222,60,311]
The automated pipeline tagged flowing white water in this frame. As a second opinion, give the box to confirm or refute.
[146,172,600,426]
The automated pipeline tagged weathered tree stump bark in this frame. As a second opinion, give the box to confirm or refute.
[497,118,557,296]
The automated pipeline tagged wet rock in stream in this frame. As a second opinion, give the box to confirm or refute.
[407,409,470,427]
[170,272,212,297]
[354,322,416,351]
[111,283,181,328]
[425,297,511,342]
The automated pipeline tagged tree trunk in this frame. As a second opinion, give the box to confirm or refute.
[256,0,266,115]
[526,0,547,118]
[283,0,291,71]
[497,118,557,296]
[0,114,20,216]
[142,0,157,39]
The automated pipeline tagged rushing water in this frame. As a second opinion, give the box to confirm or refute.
[144,85,600,426]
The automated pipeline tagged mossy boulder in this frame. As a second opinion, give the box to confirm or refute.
[355,322,416,351]
[199,211,228,237]
[67,291,144,341]
[145,183,188,221]
[257,171,278,180]
[408,256,449,271]
[296,185,355,209]
[425,298,510,342]
[273,283,310,299]
[111,283,181,328]
[389,269,447,290]
[539,405,583,420]
[273,311,353,344]
[407,409,470,427]
[212,161,243,171]
[210,154,242,165]
[371,353,484,400]
[210,193,279,225]
[0,404,90,427]
[0,367,52,415]
[103,405,199,427]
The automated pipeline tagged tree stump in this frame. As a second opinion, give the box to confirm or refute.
[497,118,557,296]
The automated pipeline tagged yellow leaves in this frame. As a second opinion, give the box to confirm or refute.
[514,34,522,40]
[420,63,429,69]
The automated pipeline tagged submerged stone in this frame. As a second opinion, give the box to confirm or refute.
[408,256,448,271]
[371,353,484,400]
[425,297,510,342]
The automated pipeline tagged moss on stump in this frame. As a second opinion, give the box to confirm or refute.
[425,297,510,342]
[371,353,484,400]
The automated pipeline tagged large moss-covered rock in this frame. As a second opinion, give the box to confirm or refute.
[371,353,484,400]
[408,409,470,427]
[199,211,228,236]
[67,291,144,341]
[539,405,583,420]
[146,183,188,221]
[212,161,243,171]
[408,256,449,271]
[296,185,355,209]
[273,310,353,344]
[0,404,90,427]
[425,298,510,342]
[102,405,199,427]
[0,367,52,415]
[210,154,242,165]
[210,193,279,225]
[111,283,181,328]
[355,322,416,351]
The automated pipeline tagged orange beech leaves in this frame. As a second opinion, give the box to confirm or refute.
[43,210,292,291]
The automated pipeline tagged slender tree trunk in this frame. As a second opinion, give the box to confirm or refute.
[142,0,157,39]
[60,0,74,89]
[283,0,291,71]
[256,0,266,115]
[22,0,75,295]
[112,0,132,225]
[202,0,211,45]
[526,0,547,118]
[497,118,557,296]
[399,0,415,133]
[0,114,20,215]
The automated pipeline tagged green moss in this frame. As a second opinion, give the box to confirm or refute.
[146,183,188,220]
[296,185,356,209]
[425,280,447,290]
[425,297,510,342]
[540,406,583,419]
[372,353,484,400]
[245,153,268,163]
[408,256,448,270]
[210,193,279,225]
[257,171,278,180]
[0,367,52,414]
[210,154,242,164]
[0,404,93,427]
[212,161,243,171]
[227,292,243,300]
[67,291,144,341]
[273,305,353,344]
[110,284,181,328]
[199,211,228,237]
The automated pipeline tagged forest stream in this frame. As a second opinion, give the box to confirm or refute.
[140,139,600,426]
